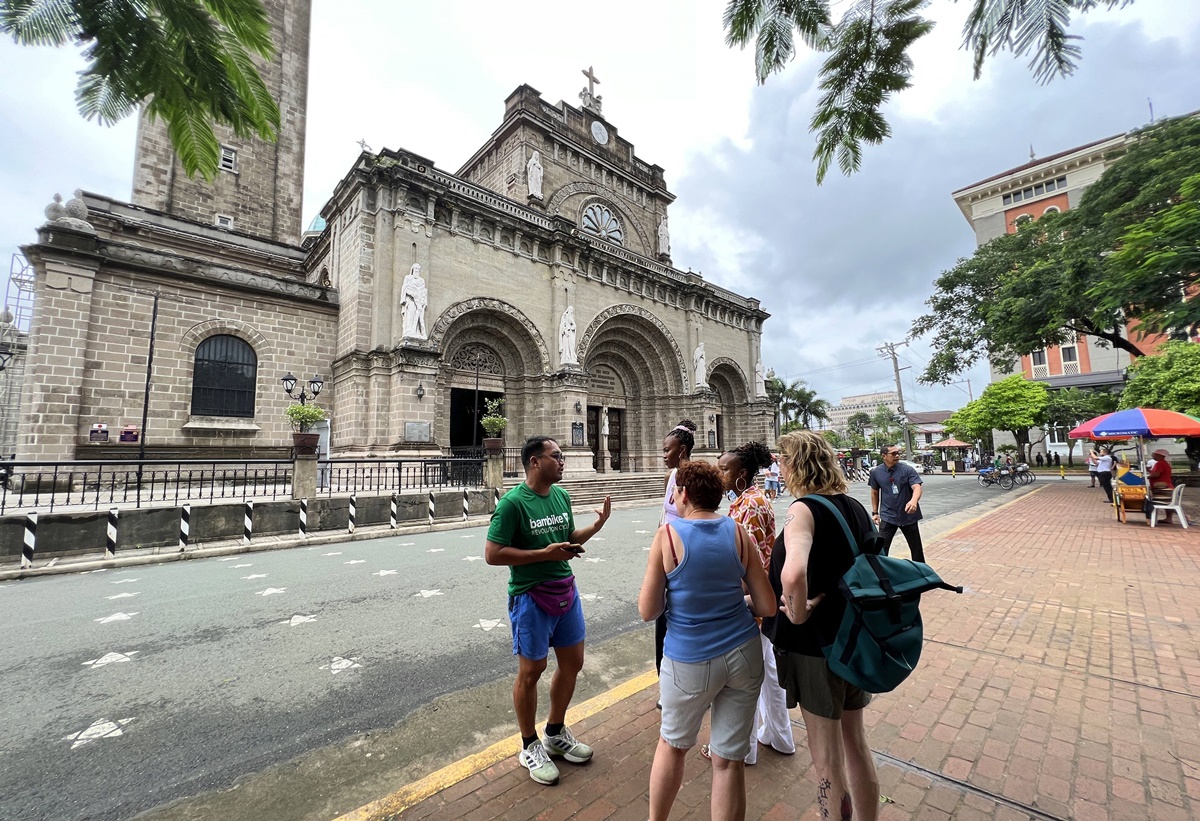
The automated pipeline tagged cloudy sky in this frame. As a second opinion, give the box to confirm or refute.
[2,0,1198,416]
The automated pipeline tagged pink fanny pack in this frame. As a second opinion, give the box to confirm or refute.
[527,576,577,616]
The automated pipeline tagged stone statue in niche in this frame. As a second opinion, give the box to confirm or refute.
[755,360,767,398]
[559,306,578,365]
[400,263,428,339]
[657,214,670,256]
[526,150,544,200]
[693,342,707,390]
[602,407,610,437]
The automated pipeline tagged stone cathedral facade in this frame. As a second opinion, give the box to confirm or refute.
[17,0,771,472]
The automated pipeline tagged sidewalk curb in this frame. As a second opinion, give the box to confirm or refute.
[331,670,659,821]
[0,497,655,582]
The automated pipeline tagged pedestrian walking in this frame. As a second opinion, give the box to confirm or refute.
[656,420,696,682]
[1095,447,1115,503]
[1086,450,1098,487]
[639,461,777,821]
[764,430,881,821]
[868,445,926,563]
[485,436,611,785]
[764,455,782,500]
[716,441,795,765]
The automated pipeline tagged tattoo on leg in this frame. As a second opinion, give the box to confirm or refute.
[842,792,853,820]
[818,778,831,819]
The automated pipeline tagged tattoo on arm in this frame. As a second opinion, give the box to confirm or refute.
[784,513,795,527]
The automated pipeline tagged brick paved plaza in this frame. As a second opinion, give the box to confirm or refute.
[376,482,1199,821]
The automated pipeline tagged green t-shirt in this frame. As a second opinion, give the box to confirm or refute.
[487,483,576,596]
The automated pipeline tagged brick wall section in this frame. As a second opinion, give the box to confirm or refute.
[130,0,311,244]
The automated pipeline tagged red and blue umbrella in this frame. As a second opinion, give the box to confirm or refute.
[1069,408,1200,440]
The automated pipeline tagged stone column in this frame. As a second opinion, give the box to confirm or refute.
[484,451,504,492]
[293,453,318,500]
[18,229,102,463]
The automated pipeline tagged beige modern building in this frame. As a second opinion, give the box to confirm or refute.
[15,0,770,472]
[826,390,899,435]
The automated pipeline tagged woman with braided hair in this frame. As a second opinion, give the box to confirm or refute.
[655,420,696,683]
[711,441,795,764]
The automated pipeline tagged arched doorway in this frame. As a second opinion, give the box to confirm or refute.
[708,359,751,451]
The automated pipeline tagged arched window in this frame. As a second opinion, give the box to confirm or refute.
[581,203,624,245]
[191,334,257,417]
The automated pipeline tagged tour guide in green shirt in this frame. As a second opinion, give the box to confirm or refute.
[486,435,611,786]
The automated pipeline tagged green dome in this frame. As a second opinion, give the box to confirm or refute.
[307,214,327,232]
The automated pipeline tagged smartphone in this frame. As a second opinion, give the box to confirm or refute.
[565,544,585,554]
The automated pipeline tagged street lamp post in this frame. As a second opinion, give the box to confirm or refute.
[280,372,325,405]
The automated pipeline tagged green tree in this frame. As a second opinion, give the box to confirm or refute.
[1120,342,1200,417]
[975,375,1050,463]
[1044,388,1118,465]
[911,115,1200,384]
[821,429,845,448]
[846,411,871,439]
[722,0,1132,182]
[779,380,831,429]
[764,372,787,435]
[870,403,897,448]
[1,0,279,180]
[943,400,991,451]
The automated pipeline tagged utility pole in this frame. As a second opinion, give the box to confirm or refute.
[877,341,913,459]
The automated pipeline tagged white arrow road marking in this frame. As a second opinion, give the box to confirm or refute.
[63,717,134,749]
[105,592,139,600]
[398,542,415,546]
[585,558,606,563]
[110,578,139,584]
[427,548,445,552]
[233,564,253,568]
[631,520,644,523]
[281,614,316,626]
[256,588,287,596]
[241,574,267,580]
[373,570,397,576]
[590,537,605,541]
[94,612,139,624]
[344,560,366,565]
[580,594,604,601]
[415,589,443,598]
[462,556,484,562]
[460,535,475,539]
[474,618,505,632]
[635,530,650,534]
[86,569,107,573]
[322,552,343,556]
[319,656,362,674]
[217,557,240,562]
[82,651,139,668]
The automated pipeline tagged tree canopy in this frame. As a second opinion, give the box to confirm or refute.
[1119,341,1200,417]
[1044,387,1118,463]
[944,375,1048,461]
[911,114,1200,384]
[722,0,1135,182]
[1,0,279,180]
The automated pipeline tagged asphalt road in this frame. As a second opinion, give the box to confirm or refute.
[0,474,1042,821]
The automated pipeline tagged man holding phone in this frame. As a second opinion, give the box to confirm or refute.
[486,435,611,785]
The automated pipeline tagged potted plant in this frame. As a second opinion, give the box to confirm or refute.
[285,403,327,455]
[480,398,508,453]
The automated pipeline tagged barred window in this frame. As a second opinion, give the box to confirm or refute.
[191,335,257,417]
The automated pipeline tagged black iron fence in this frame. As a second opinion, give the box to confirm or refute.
[0,456,487,514]
[445,447,521,477]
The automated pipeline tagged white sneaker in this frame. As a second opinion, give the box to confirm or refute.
[519,739,560,785]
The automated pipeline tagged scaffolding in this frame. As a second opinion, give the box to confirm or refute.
[0,253,35,456]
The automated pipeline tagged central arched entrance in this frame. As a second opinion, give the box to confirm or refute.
[579,305,687,472]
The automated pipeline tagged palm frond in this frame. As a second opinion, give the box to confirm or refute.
[1,0,77,45]
[164,102,221,182]
[960,0,1091,82]
[724,0,832,81]
[201,0,274,57]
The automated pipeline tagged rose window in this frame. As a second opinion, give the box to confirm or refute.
[581,204,624,245]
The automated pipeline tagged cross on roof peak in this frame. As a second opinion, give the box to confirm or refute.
[581,66,600,95]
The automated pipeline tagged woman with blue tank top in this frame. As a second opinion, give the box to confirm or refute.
[655,420,695,680]
[639,461,777,821]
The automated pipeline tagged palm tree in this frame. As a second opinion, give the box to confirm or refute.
[722,0,1128,183]
[780,380,831,430]
[2,0,279,180]
[764,371,786,435]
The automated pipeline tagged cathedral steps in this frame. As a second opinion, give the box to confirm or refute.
[503,472,668,510]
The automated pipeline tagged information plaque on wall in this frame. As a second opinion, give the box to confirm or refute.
[571,422,585,447]
[405,421,432,443]
[708,430,717,449]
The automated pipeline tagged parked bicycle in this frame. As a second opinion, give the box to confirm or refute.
[977,466,1014,489]
[1013,463,1036,485]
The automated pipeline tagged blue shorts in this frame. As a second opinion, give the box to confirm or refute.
[509,589,586,660]
[765,479,780,491]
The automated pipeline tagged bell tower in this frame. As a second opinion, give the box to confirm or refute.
[130,0,311,244]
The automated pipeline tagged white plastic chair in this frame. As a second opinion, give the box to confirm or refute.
[1150,485,1188,528]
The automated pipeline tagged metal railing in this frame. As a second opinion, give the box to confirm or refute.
[0,459,294,514]
[445,447,521,477]
[318,457,484,495]
[0,456,490,514]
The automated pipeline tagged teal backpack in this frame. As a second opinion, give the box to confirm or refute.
[805,495,963,694]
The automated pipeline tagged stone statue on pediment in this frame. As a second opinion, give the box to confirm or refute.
[755,360,766,398]
[527,150,544,200]
[693,342,707,390]
[400,263,428,339]
[559,306,578,365]
[657,214,670,257]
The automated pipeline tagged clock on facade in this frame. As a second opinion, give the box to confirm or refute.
[590,121,609,145]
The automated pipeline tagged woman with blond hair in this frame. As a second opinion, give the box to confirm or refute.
[764,430,880,821]
[639,460,777,821]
